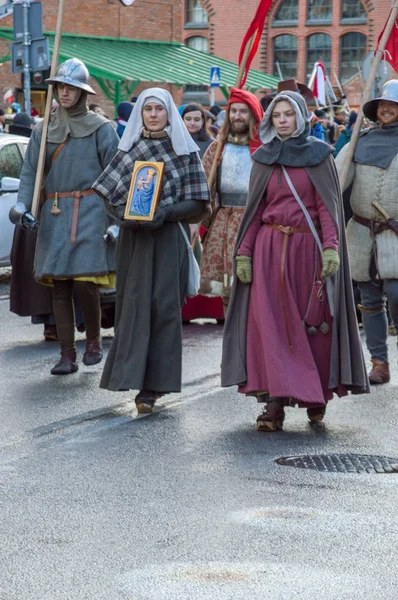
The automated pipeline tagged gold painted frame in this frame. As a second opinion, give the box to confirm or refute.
[124,161,165,221]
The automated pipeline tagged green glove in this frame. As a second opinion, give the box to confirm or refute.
[236,255,252,284]
[321,248,340,278]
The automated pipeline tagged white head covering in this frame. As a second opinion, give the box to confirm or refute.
[259,92,310,145]
[118,87,199,156]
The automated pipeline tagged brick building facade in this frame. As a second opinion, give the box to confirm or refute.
[0,0,182,115]
[183,0,395,106]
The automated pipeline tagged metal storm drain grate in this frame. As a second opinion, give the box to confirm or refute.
[276,454,398,474]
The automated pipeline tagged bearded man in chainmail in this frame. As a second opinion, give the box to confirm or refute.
[200,89,263,315]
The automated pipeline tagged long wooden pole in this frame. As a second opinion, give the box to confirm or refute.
[339,3,398,191]
[31,0,65,219]
[333,71,351,112]
[207,33,256,190]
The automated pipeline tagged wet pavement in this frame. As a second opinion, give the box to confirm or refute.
[0,276,398,599]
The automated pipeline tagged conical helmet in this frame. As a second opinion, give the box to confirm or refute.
[45,58,96,95]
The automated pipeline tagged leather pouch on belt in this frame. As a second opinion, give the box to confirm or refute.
[304,280,326,327]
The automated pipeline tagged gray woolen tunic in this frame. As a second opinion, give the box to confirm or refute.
[17,122,119,279]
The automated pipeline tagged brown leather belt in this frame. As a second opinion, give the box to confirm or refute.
[266,223,313,235]
[266,223,315,354]
[46,189,95,244]
[352,213,390,234]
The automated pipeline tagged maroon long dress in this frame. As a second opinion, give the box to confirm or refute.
[237,166,342,407]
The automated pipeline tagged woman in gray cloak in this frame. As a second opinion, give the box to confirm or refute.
[221,91,369,431]
[93,88,210,413]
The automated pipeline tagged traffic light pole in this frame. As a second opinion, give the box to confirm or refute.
[22,0,31,115]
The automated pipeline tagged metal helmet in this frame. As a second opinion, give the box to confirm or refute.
[45,58,96,95]
[363,80,398,122]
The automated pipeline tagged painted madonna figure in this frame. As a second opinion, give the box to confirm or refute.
[221,91,369,431]
[93,88,210,413]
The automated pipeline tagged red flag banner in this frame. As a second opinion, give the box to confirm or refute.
[238,0,273,88]
[312,61,326,105]
[376,9,398,73]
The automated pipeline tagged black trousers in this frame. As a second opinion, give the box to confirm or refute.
[52,279,101,355]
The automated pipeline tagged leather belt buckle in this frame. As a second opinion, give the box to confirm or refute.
[278,225,294,236]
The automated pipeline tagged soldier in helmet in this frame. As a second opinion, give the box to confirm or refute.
[10,58,119,375]
[336,80,398,385]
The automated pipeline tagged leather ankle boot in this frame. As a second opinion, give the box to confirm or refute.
[51,351,78,375]
[83,340,103,366]
[368,359,390,385]
[43,324,58,342]
[134,391,164,414]
[257,398,285,432]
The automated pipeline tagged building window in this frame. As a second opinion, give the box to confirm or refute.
[186,0,208,26]
[186,36,209,53]
[273,35,298,79]
[340,32,367,82]
[306,33,332,79]
[341,0,367,23]
[307,0,333,23]
[273,0,298,26]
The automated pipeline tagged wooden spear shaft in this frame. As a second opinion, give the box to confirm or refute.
[339,3,398,191]
[207,33,256,190]
[31,0,65,219]
[334,71,351,112]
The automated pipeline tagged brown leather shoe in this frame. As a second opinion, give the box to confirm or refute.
[51,352,78,375]
[368,359,390,385]
[257,399,285,432]
[135,391,164,414]
[307,406,326,423]
[43,325,58,342]
[83,340,103,366]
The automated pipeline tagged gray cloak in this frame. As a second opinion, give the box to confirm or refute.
[10,228,53,317]
[17,122,119,280]
[221,155,369,395]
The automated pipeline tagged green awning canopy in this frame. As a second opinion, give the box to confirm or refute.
[0,28,279,107]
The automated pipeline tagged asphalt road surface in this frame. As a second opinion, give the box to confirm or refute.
[0,279,398,600]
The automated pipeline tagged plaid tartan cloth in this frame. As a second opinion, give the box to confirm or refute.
[93,135,210,209]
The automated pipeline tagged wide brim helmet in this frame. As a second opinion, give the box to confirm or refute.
[45,58,96,95]
[363,80,398,122]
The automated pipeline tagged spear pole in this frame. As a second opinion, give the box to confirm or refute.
[333,70,351,112]
[339,3,398,191]
[31,0,65,219]
[207,33,256,191]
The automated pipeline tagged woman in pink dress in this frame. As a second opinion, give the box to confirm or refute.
[221,91,369,431]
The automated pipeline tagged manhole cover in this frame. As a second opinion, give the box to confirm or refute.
[276,454,398,474]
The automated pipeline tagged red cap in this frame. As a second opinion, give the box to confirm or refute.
[227,87,264,154]
[228,87,263,124]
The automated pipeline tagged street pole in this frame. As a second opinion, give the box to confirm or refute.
[210,87,215,106]
[22,0,31,115]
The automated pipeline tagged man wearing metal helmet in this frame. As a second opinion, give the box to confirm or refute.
[10,58,119,375]
[336,79,398,385]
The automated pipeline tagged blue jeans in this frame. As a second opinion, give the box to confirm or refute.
[358,279,398,363]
